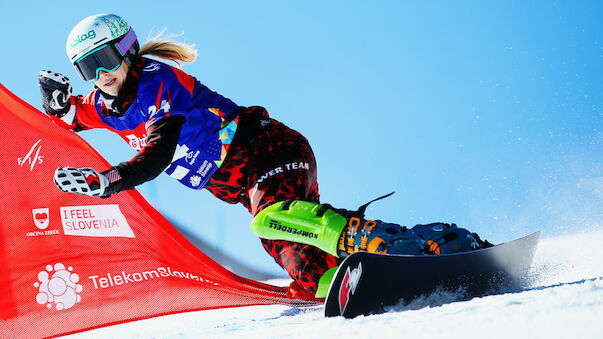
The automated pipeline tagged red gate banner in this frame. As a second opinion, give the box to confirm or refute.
[0,84,312,338]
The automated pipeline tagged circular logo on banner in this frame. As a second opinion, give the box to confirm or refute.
[34,263,83,310]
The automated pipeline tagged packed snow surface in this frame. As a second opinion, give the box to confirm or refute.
[64,230,603,338]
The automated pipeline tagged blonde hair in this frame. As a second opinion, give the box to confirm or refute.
[138,30,198,67]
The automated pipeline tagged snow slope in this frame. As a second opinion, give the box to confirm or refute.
[64,229,603,338]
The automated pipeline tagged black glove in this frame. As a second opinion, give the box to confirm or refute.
[38,70,72,117]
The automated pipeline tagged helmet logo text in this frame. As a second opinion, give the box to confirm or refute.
[70,30,96,48]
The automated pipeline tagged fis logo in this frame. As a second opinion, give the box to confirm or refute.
[18,139,44,171]
[338,262,363,315]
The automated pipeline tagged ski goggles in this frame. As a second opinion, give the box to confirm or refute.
[73,28,137,82]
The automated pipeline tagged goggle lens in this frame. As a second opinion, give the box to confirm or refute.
[74,44,123,82]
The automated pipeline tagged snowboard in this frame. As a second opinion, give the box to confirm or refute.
[324,231,541,318]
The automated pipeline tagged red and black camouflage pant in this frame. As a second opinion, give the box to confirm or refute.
[205,106,337,297]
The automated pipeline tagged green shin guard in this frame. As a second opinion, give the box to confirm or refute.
[316,266,338,298]
[251,201,347,257]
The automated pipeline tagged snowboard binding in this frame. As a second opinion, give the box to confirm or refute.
[313,195,427,258]
[411,223,493,255]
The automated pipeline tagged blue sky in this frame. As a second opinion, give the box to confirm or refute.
[1,1,601,275]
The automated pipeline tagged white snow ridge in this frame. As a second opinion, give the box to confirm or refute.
[65,230,603,339]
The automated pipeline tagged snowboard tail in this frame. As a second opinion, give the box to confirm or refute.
[324,231,541,318]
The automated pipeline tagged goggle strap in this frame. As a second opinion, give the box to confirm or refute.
[115,28,137,56]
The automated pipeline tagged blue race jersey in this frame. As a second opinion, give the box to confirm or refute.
[72,57,240,190]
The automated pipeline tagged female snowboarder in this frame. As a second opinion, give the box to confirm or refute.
[40,13,490,300]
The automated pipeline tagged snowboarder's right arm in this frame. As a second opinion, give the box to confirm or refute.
[38,70,100,131]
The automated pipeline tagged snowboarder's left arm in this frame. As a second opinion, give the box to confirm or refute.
[54,116,186,197]
[103,115,186,194]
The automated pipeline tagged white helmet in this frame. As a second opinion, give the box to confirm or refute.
[66,14,138,82]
